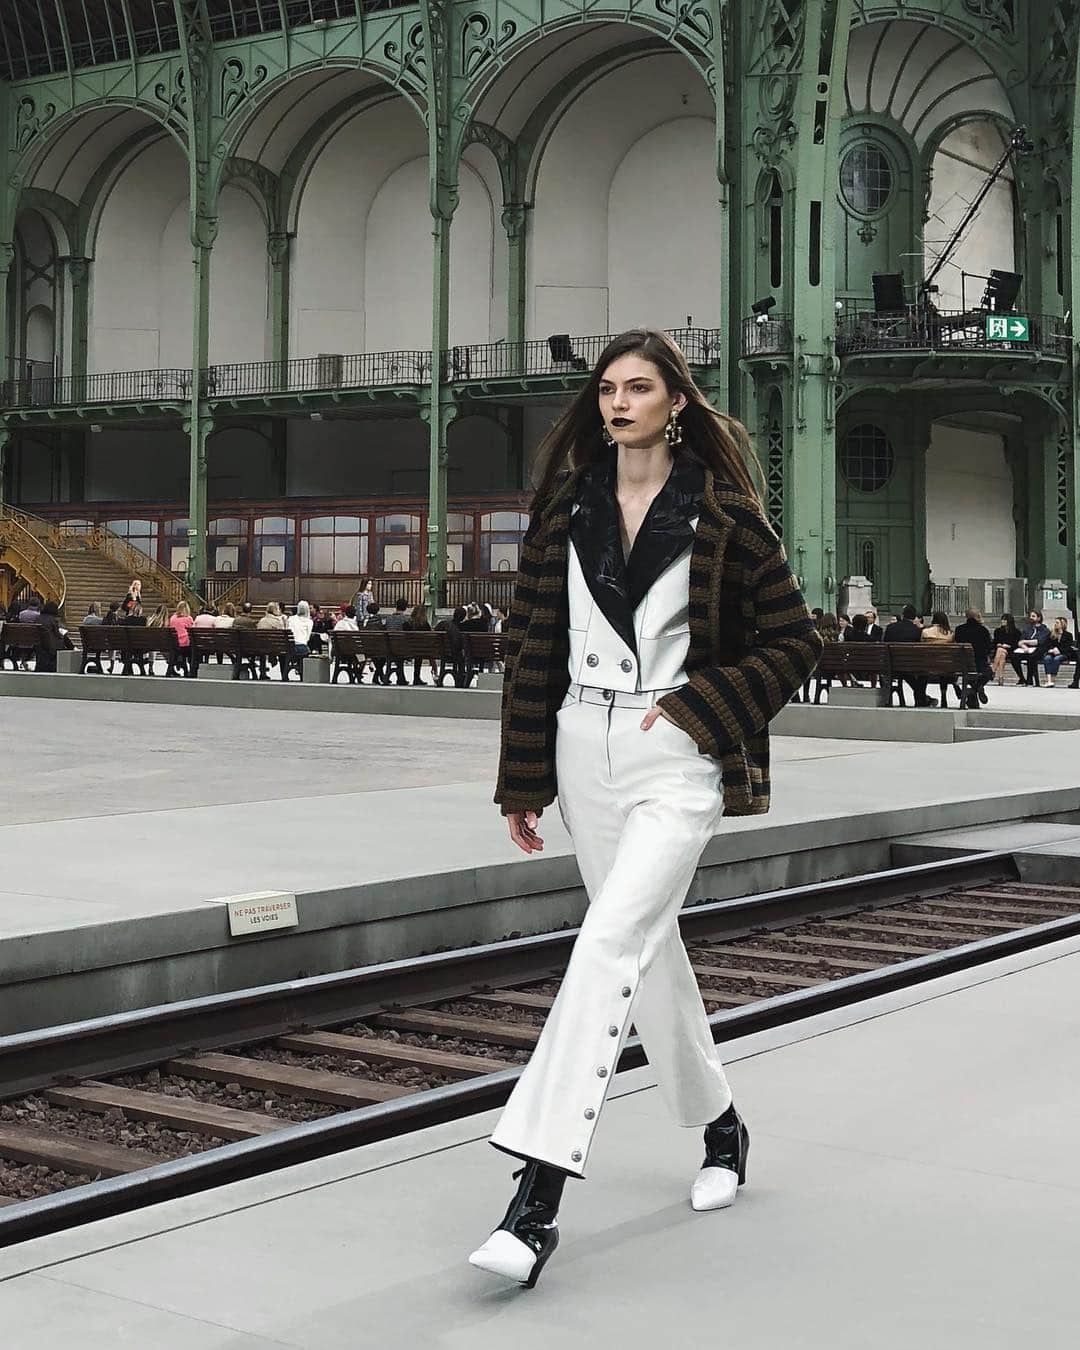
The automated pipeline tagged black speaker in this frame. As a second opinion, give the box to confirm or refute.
[872,273,906,313]
[548,334,574,362]
[982,269,1022,312]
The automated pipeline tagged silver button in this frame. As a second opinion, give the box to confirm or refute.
[621,986,631,997]
[571,1149,583,1163]
[602,689,613,700]
[620,658,632,673]
[608,1025,619,1036]
[597,1066,608,1078]
[584,1108,595,1120]
[586,653,599,667]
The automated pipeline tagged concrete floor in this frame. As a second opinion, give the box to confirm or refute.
[1,935,1076,1348]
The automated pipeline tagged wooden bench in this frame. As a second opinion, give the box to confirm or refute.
[462,633,504,685]
[811,642,890,702]
[79,625,183,676]
[387,630,451,685]
[329,630,366,684]
[189,627,237,667]
[233,628,296,680]
[883,642,978,707]
[0,622,45,669]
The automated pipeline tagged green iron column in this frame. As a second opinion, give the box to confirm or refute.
[783,2,851,612]
[502,203,529,353]
[67,256,90,398]
[420,0,461,617]
[268,230,291,389]
[186,219,216,590]
[1069,37,1080,612]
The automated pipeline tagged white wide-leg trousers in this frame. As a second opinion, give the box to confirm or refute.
[489,686,732,1177]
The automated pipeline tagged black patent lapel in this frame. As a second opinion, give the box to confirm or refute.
[569,472,637,656]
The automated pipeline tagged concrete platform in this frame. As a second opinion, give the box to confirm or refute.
[1,934,1076,1348]
[1,694,1079,1031]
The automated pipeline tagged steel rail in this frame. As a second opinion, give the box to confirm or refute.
[0,850,1016,1099]
[0,849,1060,1249]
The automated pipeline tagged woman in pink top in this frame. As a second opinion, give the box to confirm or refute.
[169,601,195,676]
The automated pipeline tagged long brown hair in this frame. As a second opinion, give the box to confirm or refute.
[529,329,763,509]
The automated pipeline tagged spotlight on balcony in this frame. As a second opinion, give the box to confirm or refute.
[835,301,845,313]
[751,296,776,315]
[1010,125,1035,156]
[872,273,907,314]
[89,423,102,433]
[310,412,324,422]
[982,269,1023,313]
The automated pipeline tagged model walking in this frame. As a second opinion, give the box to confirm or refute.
[469,329,822,1288]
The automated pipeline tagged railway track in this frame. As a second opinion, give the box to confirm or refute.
[1,849,1078,1246]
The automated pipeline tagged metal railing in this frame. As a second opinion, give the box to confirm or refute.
[835,307,1071,357]
[1,367,191,409]
[365,576,517,610]
[0,505,67,608]
[0,329,724,412]
[49,520,204,613]
[741,315,793,358]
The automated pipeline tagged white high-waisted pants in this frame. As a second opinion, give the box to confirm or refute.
[489,684,732,1177]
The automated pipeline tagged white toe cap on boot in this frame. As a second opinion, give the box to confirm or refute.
[690,1166,740,1212]
[468,1230,537,1282]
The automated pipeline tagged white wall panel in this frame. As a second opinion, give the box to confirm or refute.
[90,140,187,373]
[290,102,426,358]
[210,187,270,364]
[528,56,716,339]
[925,424,1015,581]
[609,118,719,332]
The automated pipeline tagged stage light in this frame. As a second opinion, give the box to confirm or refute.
[872,273,906,313]
[751,296,776,315]
[982,269,1022,312]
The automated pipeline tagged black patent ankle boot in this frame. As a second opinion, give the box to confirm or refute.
[468,1160,566,1288]
[690,1102,750,1212]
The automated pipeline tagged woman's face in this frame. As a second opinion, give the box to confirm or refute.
[598,354,685,451]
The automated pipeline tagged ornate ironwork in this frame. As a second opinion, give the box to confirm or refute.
[766,407,785,536]
[221,57,269,118]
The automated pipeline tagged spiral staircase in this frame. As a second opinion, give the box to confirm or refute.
[0,506,205,639]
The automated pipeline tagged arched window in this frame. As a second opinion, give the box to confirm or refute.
[254,517,295,574]
[480,511,530,573]
[374,514,421,575]
[768,172,783,290]
[860,538,876,582]
[840,142,893,216]
[840,425,894,492]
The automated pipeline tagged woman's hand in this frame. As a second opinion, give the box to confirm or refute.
[507,810,544,854]
[640,707,677,732]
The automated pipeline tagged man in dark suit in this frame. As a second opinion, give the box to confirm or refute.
[954,607,993,708]
[884,604,936,706]
[864,609,884,641]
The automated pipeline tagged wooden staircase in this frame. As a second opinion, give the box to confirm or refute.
[0,507,202,640]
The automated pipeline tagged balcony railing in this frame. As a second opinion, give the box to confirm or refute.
[0,328,724,412]
[741,315,793,358]
[835,307,1071,358]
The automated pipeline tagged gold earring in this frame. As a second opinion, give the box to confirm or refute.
[665,409,683,446]
[601,426,615,446]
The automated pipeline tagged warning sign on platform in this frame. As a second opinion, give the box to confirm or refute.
[213,890,300,937]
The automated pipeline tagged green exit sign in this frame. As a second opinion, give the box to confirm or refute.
[985,315,1030,342]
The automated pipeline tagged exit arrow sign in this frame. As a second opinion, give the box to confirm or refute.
[985,315,1030,342]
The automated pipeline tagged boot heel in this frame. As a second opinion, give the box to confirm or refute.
[523,1230,559,1289]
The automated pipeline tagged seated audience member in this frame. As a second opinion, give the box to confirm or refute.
[102,601,121,625]
[257,600,286,630]
[287,600,314,662]
[1042,617,1075,688]
[121,602,147,625]
[865,609,884,641]
[1009,609,1050,687]
[383,598,411,685]
[406,603,433,685]
[82,602,103,626]
[216,603,236,628]
[953,608,993,707]
[885,604,936,707]
[333,605,359,632]
[435,605,469,687]
[362,602,390,685]
[35,601,67,672]
[842,612,872,642]
[990,612,1020,685]
[920,609,962,707]
[169,601,196,675]
[193,604,218,628]
[17,595,42,624]
[232,601,258,630]
[147,603,169,628]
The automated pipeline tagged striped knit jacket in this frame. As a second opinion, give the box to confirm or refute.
[494,459,823,818]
